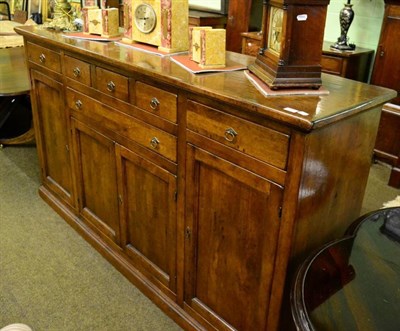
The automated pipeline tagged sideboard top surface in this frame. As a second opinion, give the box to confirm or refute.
[15,26,397,132]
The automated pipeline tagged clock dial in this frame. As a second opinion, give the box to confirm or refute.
[268,7,284,55]
[134,4,157,34]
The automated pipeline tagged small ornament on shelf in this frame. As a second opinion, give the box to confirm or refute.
[331,0,356,51]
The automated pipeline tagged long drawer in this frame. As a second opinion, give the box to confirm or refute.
[187,100,290,170]
[67,88,177,162]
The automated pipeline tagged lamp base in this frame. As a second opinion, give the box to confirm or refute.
[331,42,356,51]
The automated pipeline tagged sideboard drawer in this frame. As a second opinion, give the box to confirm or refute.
[95,67,129,102]
[64,55,91,86]
[67,88,177,162]
[136,81,177,123]
[187,100,290,170]
[26,42,61,73]
[321,55,343,76]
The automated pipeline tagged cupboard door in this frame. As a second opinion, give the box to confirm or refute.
[370,4,400,104]
[116,145,177,299]
[71,118,120,245]
[31,70,74,206]
[184,144,283,331]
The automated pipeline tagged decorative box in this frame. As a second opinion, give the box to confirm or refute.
[101,8,119,37]
[189,26,212,62]
[86,7,120,37]
[82,6,99,34]
[190,27,226,68]
[88,8,103,35]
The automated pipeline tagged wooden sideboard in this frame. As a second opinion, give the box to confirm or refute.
[16,26,395,331]
[241,32,374,82]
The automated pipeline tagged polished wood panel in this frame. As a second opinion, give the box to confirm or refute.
[15,25,396,331]
[71,118,120,245]
[184,144,283,331]
[371,3,400,105]
[30,70,74,207]
[117,144,177,300]
[226,0,252,52]
[370,2,400,187]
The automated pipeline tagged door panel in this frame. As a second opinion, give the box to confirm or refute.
[116,145,177,298]
[71,118,120,245]
[185,144,283,330]
[31,70,73,205]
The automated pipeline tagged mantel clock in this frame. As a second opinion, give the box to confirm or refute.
[131,0,189,53]
[248,0,330,89]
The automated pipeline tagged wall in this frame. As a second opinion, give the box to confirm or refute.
[324,0,385,50]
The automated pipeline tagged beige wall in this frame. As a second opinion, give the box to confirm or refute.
[324,0,385,51]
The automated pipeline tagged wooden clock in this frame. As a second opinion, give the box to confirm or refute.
[248,0,330,89]
[131,0,189,53]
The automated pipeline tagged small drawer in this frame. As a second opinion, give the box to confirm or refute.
[26,42,61,73]
[321,55,343,76]
[136,82,177,123]
[67,88,177,162]
[64,55,91,86]
[242,41,260,56]
[187,100,290,170]
[95,67,129,102]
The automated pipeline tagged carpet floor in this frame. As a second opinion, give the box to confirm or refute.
[0,145,399,330]
[0,145,182,330]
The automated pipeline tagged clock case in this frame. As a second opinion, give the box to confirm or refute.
[130,0,189,53]
[249,0,330,89]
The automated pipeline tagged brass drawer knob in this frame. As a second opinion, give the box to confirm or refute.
[224,128,238,142]
[150,97,160,110]
[39,53,46,63]
[73,67,81,78]
[107,81,116,92]
[75,100,83,109]
[150,137,160,149]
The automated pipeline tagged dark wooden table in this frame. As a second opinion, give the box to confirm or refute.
[291,207,400,331]
[0,26,34,146]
